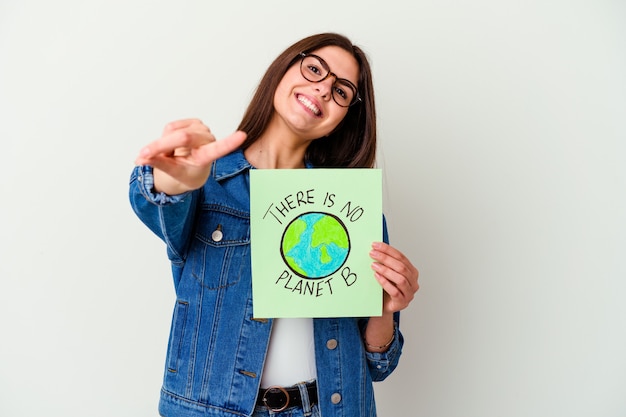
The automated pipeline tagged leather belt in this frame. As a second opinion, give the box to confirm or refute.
[257,381,318,412]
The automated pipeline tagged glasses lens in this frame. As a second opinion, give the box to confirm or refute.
[301,55,328,82]
[300,55,357,107]
[332,80,356,107]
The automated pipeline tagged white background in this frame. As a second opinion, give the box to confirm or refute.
[1,1,624,416]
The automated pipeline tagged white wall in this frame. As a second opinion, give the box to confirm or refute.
[1,1,624,416]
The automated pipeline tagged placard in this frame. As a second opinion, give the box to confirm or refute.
[250,169,382,318]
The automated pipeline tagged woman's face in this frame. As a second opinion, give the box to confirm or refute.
[272,45,360,141]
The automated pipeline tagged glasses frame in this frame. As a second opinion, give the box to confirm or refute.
[298,52,362,108]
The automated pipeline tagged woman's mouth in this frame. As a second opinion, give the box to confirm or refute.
[297,94,322,117]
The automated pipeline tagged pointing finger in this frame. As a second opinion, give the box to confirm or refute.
[193,131,248,165]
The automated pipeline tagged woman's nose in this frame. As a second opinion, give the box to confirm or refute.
[315,77,335,100]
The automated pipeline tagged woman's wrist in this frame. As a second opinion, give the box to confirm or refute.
[363,312,395,352]
[153,167,194,195]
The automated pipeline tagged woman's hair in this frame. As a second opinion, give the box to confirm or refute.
[237,33,377,168]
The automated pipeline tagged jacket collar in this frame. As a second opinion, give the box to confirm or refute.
[212,149,253,181]
[212,149,313,181]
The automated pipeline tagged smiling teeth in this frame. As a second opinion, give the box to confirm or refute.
[298,96,321,115]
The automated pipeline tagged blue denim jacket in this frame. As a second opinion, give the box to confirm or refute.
[128,150,403,417]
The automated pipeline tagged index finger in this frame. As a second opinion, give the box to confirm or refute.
[371,242,408,261]
[192,130,248,165]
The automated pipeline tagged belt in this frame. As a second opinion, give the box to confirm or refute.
[257,381,318,412]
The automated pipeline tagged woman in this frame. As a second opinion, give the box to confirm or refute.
[130,32,419,417]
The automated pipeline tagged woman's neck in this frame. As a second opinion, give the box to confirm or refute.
[244,123,310,169]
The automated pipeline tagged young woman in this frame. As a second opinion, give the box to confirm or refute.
[130,32,419,417]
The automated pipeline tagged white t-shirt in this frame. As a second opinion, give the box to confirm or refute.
[260,318,317,388]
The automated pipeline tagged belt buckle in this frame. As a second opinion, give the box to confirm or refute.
[262,385,290,412]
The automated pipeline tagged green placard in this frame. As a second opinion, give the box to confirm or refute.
[250,168,382,318]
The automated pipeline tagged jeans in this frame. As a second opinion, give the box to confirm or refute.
[252,404,321,417]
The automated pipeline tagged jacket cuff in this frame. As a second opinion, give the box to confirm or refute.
[364,322,402,373]
[134,165,190,206]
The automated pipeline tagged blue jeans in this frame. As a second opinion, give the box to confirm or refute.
[252,382,320,417]
[251,404,321,417]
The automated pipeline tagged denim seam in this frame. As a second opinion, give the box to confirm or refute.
[184,282,204,399]
[158,205,184,261]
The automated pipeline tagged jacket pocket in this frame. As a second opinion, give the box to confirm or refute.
[189,205,250,290]
[166,300,189,373]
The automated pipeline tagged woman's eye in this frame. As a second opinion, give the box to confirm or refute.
[334,86,348,99]
[307,65,322,76]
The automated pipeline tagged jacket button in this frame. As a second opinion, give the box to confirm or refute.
[326,339,338,350]
[211,226,223,242]
[331,393,342,404]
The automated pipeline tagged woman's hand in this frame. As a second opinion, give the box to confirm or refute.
[370,242,419,313]
[135,119,247,195]
[363,242,419,352]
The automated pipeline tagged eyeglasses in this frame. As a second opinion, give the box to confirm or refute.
[299,52,362,107]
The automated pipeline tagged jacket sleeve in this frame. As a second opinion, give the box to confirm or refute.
[359,313,404,381]
[128,165,199,263]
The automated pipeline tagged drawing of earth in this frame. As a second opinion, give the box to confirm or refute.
[281,212,350,279]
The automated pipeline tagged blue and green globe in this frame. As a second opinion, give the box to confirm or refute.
[281,212,350,279]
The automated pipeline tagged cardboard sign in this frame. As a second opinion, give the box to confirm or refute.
[250,169,382,318]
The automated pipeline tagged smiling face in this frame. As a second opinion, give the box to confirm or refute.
[271,46,360,141]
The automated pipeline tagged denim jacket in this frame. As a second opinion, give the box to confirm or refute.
[128,150,403,417]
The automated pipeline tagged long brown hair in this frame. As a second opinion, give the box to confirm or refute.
[237,33,377,168]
